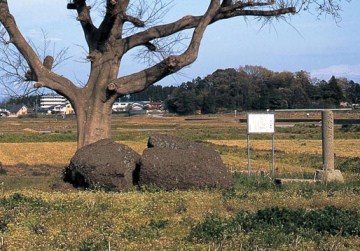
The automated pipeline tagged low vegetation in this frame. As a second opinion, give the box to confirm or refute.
[0,113,359,250]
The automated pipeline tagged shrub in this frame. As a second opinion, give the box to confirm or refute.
[304,206,360,236]
[188,206,360,248]
[0,167,6,176]
[120,219,169,242]
[77,240,100,251]
[337,157,360,173]
[188,213,228,244]
[0,217,9,233]
[340,125,360,133]
[0,193,49,210]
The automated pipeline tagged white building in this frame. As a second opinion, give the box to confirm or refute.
[112,102,133,112]
[40,94,68,109]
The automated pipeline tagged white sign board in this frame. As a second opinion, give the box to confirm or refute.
[247,113,275,134]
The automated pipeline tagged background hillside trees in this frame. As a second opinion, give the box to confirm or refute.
[165,66,359,114]
[346,80,360,104]
[121,85,176,102]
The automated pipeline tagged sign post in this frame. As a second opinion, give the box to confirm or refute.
[247,113,275,176]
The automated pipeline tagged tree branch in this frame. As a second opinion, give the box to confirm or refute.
[121,1,296,54]
[218,7,296,19]
[67,0,98,51]
[0,1,43,78]
[120,15,200,53]
[109,0,221,95]
[123,14,145,28]
[221,0,276,12]
[0,0,79,102]
[95,0,130,48]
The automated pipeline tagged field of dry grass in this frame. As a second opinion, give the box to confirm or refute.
[0,112,359,250]
[208,139,360,158]
[208,139,360,173]
[0,141,146,166]
[2,138,357,175]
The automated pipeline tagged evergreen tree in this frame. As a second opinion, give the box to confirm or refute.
[321,76,344,107]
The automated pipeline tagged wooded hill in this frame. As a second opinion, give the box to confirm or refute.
[164,66,360,115]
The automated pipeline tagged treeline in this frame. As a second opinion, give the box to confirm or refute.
[161,66,359,115]
[0,95,40,108]
[2,66,360,115]
[122,85,176,102]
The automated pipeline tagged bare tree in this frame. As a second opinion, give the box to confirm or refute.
[0,28,69,97]
[0,0,350,148]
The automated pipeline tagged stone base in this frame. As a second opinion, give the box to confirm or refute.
[274,178,318,185]
[315,169,344,183]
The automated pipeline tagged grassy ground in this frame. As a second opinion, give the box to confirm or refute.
[0,112,359,250]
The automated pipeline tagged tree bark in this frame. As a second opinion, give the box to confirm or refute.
[74,52,119,149]
[76,101,113,148]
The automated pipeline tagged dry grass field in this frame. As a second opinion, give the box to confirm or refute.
[0,141,146,166]
[0,112,359,250]
[1,138,358,174]
[208,139,360,173]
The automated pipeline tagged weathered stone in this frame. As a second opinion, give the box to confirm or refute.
[147,134,198,150]
[63,139,140,191]
[322,110,335,171]
[138,135,233,190]
[315,169,344,183]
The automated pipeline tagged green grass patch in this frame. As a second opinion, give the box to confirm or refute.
[188,206,360,249]
[0,132,77,143]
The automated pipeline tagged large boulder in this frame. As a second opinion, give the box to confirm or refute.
[138,134,233,190]
[63,139,140,192]
[147,134,197,150]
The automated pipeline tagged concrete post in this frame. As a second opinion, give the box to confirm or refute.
[316,110,344,182]
[322,110,334,171]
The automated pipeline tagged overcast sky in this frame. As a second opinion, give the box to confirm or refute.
[5,0,360,91]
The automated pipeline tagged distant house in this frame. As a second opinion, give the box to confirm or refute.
[0,108,9,117]
[8,105,28,117]
[131,103,144,111]
[144,102,163,110]
[46,103,74,115]
[352,104,360,109]
[112,102,132,112]
[111,100,163,115]
[47,105,65,114]
[65,103,74,115]
[340,102,351,108]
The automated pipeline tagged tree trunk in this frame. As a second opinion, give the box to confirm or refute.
[73,53,120,149]
[76,98,114,149]
[77,101,111,149]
